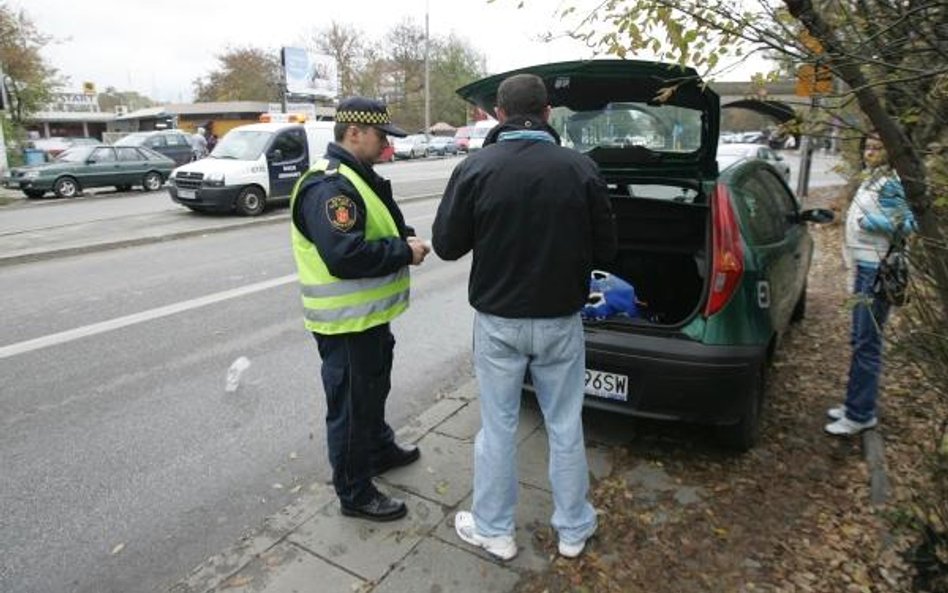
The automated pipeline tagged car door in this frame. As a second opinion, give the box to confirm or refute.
[266,128,307,198]
[164,133,193,165]
[758,169,812,311]
[732,167,799,332]
[116,147,147,185]
[83,147,120,188]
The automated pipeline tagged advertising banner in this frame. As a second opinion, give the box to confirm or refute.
[282,47,338,99]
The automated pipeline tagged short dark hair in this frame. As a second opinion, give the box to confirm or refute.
[496,74,547,118]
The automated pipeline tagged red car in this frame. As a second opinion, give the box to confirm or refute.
[454,126,472,152]
[379,138,395,163]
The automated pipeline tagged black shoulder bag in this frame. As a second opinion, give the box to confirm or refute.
[872,236,910,306]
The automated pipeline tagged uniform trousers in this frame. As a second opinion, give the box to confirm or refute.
[313,323,397,505]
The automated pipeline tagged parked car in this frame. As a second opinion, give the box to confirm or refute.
[3,145,175,198]
[392,134,429,159]
[115,130,196,166]
[27,136,99,158]
[466,125,493,152]
[456,60,833,450]
[428,136,459,156]
[379,138,396,163]
[718,143,792,182]
[454,126,472,152]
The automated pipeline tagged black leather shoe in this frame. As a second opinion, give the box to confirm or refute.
[370,444,421,476]
[340,492,407,522]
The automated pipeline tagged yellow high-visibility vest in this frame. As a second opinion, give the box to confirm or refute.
[290,158,410,334]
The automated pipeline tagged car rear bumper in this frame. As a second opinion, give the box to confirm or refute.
[562,329,767,425]
[169,185,240,211]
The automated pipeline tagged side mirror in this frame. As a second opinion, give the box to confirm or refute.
[799,208,834,224]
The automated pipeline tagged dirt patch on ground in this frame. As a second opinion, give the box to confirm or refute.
[517,187,945,592]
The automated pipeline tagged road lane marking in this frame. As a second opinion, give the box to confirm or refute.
[0,274,299,360]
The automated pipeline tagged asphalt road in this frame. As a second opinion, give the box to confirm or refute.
[0,158,473,593]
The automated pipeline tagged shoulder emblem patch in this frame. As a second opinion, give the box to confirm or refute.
[326,195,357,231]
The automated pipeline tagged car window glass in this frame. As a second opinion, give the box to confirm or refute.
[734,174,783,245]
[270,130,305,161]
[758,169,799,221]
[91,147,116,162]
[165,134,187,146]
[148,135,167,148]
[117,147,142,161]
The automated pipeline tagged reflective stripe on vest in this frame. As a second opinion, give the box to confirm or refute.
[290,158,410,334]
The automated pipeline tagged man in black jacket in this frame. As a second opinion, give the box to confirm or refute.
[432,74,616,560]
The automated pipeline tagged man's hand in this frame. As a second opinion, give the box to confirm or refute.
[407,236,431,265]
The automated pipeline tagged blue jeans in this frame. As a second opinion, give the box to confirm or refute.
[843,264,891,422]
[472,312,597,545]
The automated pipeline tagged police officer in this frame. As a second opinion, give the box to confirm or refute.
[290,97,430,521]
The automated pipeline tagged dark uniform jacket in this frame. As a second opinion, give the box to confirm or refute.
[293,142,414,280]
[432,115,617,318]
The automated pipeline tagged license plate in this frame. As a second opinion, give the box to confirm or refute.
[584,369,629,401]
[177,189,196,199]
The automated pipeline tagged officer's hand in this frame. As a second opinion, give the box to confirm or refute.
[407,237,430,265]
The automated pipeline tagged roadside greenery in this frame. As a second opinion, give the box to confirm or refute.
[539,0,946,586]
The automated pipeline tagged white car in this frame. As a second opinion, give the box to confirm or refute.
[717,143,791,181]
[392,135,429,159]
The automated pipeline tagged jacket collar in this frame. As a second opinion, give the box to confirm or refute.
[326,142,385,188]
[484,115,561,147]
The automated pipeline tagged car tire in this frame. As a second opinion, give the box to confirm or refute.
[717,361,766,452]
[53,177,80,199]
[791,282,807,323]
[142,172,163,192]
[235,186,266,216]
[23,189,45,199]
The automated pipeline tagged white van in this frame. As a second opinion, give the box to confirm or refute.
[169,120,334,216]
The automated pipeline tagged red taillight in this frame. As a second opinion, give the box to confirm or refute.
[704,183,744,316]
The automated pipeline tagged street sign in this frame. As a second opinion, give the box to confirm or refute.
[795,64,833,96]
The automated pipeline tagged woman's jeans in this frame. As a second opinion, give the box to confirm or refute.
[844,264,891,422]
[471,311,597,545]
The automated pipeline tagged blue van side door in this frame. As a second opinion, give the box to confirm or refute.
[266,128,308,198]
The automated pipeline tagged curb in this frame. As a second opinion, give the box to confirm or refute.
[862,429,890,505]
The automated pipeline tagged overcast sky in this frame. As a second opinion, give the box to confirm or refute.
[11,0,770,103]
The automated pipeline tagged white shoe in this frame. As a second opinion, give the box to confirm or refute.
[558,524,597,558]
[824,416,877,436]
[826,405,846,421]
[454,511,517,561]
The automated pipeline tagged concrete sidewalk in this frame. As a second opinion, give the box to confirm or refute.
[168,379,616,593]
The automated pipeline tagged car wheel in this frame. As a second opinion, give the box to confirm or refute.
[717,361,766,452]
[235,186,266,216]
[53,177,80,199]
[142,172,163,192]
[23,189,45,199]
[791,282,807,323]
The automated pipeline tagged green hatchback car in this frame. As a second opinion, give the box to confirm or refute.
[3,145,175,199]
[457,60,833,450]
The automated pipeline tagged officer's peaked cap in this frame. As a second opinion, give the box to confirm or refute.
[335,97,407,137]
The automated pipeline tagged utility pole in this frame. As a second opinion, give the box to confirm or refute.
[424,1,431,139]
[0,62,10,176]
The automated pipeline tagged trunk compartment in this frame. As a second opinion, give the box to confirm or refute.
[592,182,710,327]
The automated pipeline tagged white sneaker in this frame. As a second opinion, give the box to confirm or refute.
[558,524,597,558]
[825,416,878,436]
[454,511,517,561]
[826,405,846,421]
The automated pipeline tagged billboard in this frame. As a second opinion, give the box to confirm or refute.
[282,47,338,99]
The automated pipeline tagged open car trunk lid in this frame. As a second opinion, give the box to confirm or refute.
[455,59,721,180]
